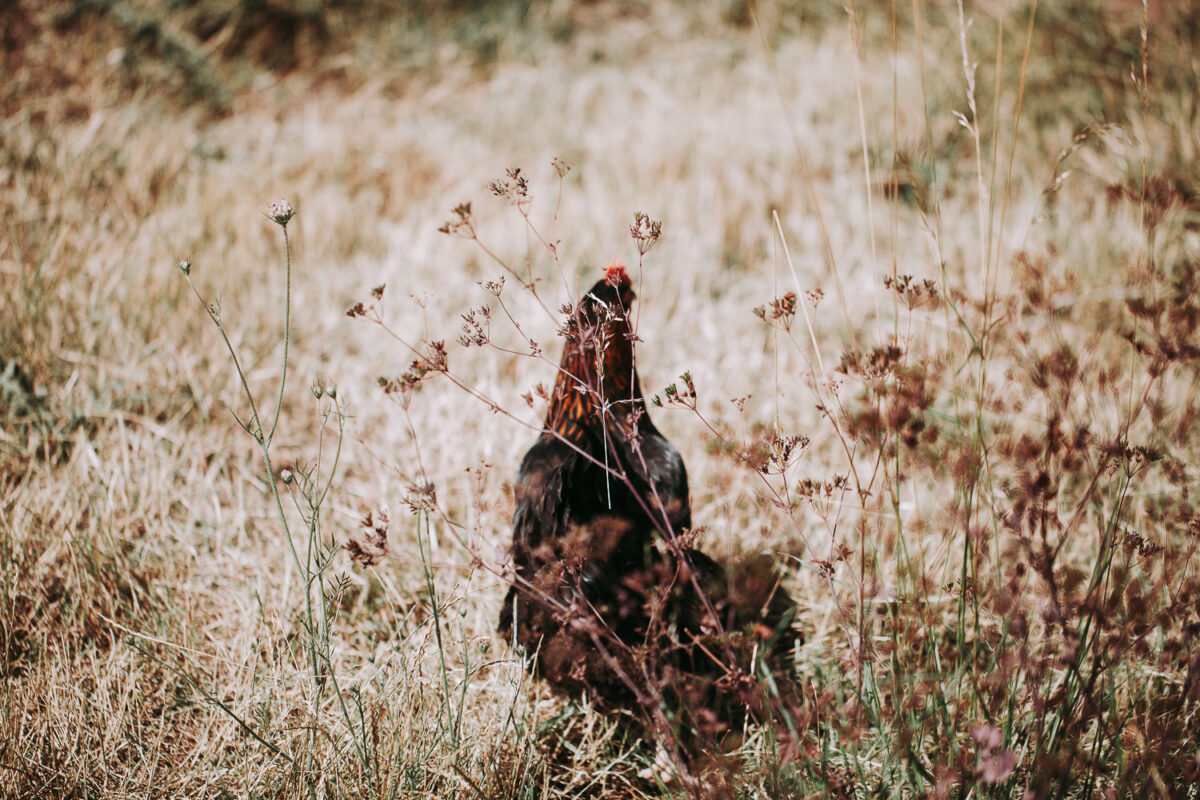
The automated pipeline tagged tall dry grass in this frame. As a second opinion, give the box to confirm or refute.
[3,0,1199,796]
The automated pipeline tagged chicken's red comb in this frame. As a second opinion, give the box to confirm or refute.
[604,258,630,287]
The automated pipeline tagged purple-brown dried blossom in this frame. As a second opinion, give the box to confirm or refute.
[972,724,1017,784]
[347,507,390,567]
[1123,528,1164,558]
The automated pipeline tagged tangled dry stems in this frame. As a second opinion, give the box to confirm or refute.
[5,1,1200,798]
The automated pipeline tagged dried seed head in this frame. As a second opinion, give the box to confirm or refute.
[459,306,491,347]
[348,506,390,567]
[630,211,662,255]
[177,258,191,276]
[404,481,438,514]
[884,274,939,310]
[267,198,295,226]
[754,292,797,325]
[488,168,532,211]
[438,203,474,237]
[479,275,505,296]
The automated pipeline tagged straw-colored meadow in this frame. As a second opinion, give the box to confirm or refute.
[4,1,1199,796]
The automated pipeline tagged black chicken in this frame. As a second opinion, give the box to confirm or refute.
[499,261,799,748]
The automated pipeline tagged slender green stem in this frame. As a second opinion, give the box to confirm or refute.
[419,508,459,749]
[268,227,292,446]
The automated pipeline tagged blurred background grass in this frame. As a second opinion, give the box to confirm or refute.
[3,0,1200,796]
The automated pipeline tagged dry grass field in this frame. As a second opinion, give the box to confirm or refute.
[4,1,1200,797]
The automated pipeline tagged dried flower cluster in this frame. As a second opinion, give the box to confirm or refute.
[346,507,390,567]
[343,140,1200,794]
[753,291,797,325]
[437,202,475,238]
[403,481,438,514]
[884,274,939,310]
[488,167,532,212]
[458,306,491,347]
[346,285,386,319]
[478,276,505,296]
[630,211,662,255]
[653,371,696,410]
[266,198,295,226]
[378,342,448,395]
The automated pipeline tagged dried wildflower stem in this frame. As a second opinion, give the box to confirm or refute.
[845,0,882,344]
[673,403,823,562]
[773,211,864,502]
[183,215,368,778]
[956,0,989,301]
[267,226,292,446]
[364,316,686,571]
[382,394,698,771]
[773,211,826,381]
[909,0,945,250]
[184,277,264,438]
[758,217,876,691]
[370,327,672,556]
[989,1,1038,292]
[298,404,354,746]
[748,0,855,348]
[889,0,902,350]
[480,165,582,319]
[314,393,345,509]
[417,506,460,747]
[407,207,769,751]
[1136,0,1158,339]
[451,213,559,322]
